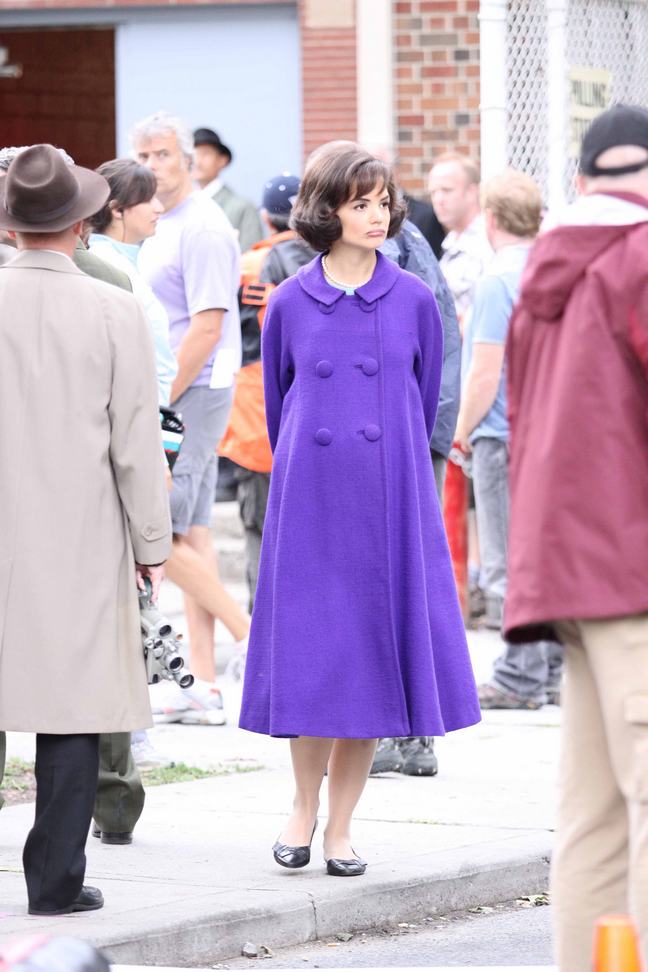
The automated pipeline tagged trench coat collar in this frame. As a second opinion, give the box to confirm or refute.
[3,248,84,275]
[297,249,400,307]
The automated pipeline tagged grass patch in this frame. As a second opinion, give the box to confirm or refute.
[0,757,263,806]
[141,761,263,786]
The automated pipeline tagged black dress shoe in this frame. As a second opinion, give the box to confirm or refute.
[28,885,104,916]
[273,819,318,869]
[325,855,367,877]
[92,824,133,845]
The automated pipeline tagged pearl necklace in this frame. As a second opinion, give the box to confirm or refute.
[322,254,374,290]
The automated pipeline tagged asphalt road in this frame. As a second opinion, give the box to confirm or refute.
[219,899,554,969]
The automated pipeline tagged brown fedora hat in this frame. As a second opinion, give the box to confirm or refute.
[0,143,109,232]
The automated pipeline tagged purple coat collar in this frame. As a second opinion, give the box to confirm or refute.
[296,250,400,306]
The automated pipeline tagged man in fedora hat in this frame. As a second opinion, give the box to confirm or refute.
[0,144,172,915]
[193,126,264,253]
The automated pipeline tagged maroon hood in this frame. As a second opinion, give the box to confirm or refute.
[519,223,632,321]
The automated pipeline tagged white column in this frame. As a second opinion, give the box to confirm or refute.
[479,0,508,180]
[546,0,568,210]
[356,0,394,154]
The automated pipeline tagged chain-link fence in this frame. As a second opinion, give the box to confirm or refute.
[502,0,648,207]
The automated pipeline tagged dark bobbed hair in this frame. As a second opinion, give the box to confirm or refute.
[87,159,157,234]
[290,145,406,252]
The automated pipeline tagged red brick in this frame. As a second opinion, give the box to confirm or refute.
[421,65,456,77]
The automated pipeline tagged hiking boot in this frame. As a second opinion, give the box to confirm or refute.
[478,683,543,710]
[399,737,439,777]
[369,738,402,775]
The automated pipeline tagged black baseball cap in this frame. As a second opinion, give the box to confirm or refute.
[580,104,648,176]
[193,127,232,163]
[262,172,301,215]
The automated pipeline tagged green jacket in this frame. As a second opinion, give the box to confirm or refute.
[212,184,264,254]
[75,240,132,291]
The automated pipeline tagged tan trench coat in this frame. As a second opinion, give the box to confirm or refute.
[0,250,172,733]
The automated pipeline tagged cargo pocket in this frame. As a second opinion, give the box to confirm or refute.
[624,693,648,802]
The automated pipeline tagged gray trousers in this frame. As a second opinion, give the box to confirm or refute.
[236,470,271,612]
[472,437,563,703]
[0,730,144,833]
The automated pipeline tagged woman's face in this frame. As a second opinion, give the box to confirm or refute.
[119,195,163,244]
[335,181,390,251]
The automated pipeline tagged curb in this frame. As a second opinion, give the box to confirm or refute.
[97,833,551,967]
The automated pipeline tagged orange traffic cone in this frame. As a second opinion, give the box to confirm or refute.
[593,915,645,972]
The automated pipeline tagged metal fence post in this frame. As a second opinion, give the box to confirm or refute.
[546,0,568,211]
[479,0,508,180]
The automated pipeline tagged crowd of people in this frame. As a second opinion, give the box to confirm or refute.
[1,102,648,972]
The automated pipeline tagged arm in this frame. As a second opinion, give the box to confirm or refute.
[106,292,172,567]
[414,288,444,441]
[261,294,293,451]
[455,274,510,450]
[455,342,506,449]
[170,308,224,403]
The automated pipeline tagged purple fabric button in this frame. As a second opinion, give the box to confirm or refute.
[317,302,335,315]
[315,428,333,446]
[316,360,333,378]
[363,424,382,442]
[362,358,379,376]
[360,300,377,314]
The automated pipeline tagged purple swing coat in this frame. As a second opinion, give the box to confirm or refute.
[239,252,480,738]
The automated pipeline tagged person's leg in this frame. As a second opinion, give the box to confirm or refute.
[576,616,648,966]
[483,639,551,706]
[165,537,250,647]
[236,471,270,612]
[0,731,5,811]
[93,732,144,839]
[280,737,333,846]
[24,733,100,913]
[431,450,447,505]
[551,620,630,972]
[471,437,509,627]
[325,738,378,860]
[547,640,564,702]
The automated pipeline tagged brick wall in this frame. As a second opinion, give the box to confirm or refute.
[394,0,480,197]
[300,0,357,160]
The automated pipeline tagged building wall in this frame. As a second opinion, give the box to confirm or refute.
[300,0,358,159]
[115,4,301,202]
[394,0,481,196]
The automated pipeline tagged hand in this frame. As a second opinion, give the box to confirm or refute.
[135,563,165,602]
[453,431,472,455]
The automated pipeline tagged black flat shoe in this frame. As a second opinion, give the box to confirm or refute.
[325,854,367,877]
[273,819,318,869]
[92,824,133,845]
[28,885,104,916]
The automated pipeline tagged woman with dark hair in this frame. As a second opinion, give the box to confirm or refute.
[88,159,177,405]
[239,146,480,876]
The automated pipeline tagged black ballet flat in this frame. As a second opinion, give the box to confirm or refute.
[325,853,367,877]
[273,819,318,869]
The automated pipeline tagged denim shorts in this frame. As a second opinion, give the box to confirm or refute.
[169,385,233,535]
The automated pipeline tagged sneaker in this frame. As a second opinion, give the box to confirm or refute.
[478,683,543,710]
[131,736,175,770]
[150,680,189,724]
[399,737,439,777]
[369,738,403,775]
[178,679,227,726]
[546,688,561,706]
[224,636,248,683]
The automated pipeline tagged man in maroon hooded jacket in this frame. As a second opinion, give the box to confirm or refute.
[504,105,648,971]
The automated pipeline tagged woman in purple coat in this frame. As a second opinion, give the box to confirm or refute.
[239,147,480,876]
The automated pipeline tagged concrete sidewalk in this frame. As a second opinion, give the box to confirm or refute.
[0,505,559,967]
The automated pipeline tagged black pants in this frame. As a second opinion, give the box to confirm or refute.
[23,733,99,913]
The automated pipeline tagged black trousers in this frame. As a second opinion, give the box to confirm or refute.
[23,733,99,913]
